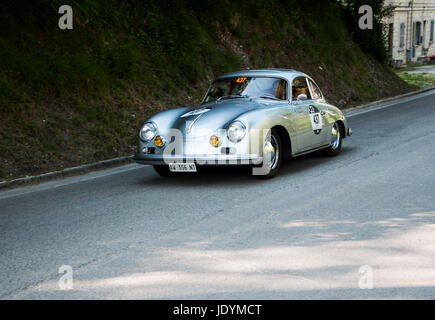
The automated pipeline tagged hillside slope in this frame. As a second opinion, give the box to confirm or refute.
[0,0,413,181]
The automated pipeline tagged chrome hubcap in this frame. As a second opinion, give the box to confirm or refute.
[330,123,341,150]
[264,134,279,169]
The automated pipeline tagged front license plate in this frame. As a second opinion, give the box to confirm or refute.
[168,163,197,172]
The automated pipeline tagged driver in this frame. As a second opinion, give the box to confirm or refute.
[267,79,284,99]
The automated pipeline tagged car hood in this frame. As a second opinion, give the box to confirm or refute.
[169,98,268,137]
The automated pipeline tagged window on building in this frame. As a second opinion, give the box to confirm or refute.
[431,20,434,42]
[414,21,422,45]
[400,23,405,48]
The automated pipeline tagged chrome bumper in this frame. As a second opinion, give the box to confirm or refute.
[133,153,262,166]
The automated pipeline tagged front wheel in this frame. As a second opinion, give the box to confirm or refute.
[254,128,283,179]
[322,122,342,156]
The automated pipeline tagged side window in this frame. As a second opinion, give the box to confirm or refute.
[292,77,312,101]
[274,79,288,100]
[308,79,323,101]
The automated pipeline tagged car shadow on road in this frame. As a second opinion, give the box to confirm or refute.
[136,146,357,188]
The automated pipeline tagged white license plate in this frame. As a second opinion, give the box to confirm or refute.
[168,163,197,172]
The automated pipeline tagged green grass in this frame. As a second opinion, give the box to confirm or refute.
[396,72,435,88]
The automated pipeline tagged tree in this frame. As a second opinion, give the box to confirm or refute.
[341,0,395,62]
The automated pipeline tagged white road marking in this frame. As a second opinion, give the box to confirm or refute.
[345,89,435,118]
[0,163,144,200]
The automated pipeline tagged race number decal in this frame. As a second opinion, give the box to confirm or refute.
[309,105,322,135]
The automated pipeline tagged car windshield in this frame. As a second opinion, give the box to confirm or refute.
[203,77,287,103]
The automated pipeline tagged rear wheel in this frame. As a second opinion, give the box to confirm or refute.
[153,165,174,177]
[254,128,283,179]
[322,121,342,156]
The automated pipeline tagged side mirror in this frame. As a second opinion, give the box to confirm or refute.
[297,94,307,101]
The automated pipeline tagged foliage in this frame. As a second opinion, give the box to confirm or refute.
[341,0,395,61]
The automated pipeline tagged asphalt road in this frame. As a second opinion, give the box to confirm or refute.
[1,90,435,299]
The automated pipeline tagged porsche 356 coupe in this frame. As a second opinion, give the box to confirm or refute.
[134,69,351,178]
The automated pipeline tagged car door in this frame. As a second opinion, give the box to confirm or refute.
[290,77,324,152]
[307,78,330,147]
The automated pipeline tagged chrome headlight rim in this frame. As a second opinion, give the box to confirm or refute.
[227,120,247,143]
[139,122,157,142]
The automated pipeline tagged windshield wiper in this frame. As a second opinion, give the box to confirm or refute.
[255,95,281,101]
[216,94,249,101]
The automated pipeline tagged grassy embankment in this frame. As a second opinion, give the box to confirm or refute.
[0,0,414,180]
[398,73,435,87]
[396,63,435,88]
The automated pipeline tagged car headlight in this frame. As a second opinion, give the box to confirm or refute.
[139,122,157,142]
[227,121,246,143]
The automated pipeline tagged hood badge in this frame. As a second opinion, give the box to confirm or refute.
[182,108,211,134]
[186,117,199,134]
[180,108,211,118]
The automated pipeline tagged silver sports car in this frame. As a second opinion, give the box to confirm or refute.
[134,69,351,178]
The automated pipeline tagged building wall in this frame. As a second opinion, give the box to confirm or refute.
[384,0,435,65]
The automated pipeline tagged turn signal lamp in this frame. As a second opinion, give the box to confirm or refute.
[210,135,220,147]
[154,136,165,147]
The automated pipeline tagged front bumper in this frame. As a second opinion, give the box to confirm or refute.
[133,153,262,166]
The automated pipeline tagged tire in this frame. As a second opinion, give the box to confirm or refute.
[322,121,342,156]
[153,165,174,177]
[254,128,283,179]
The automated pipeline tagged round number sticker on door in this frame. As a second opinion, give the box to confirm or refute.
[309,105,322,135]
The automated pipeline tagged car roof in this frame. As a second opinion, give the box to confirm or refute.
[216,68,309,81]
